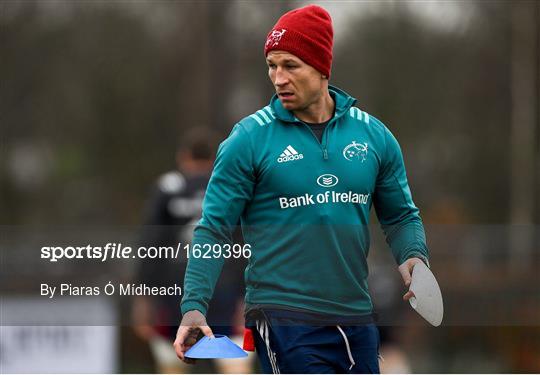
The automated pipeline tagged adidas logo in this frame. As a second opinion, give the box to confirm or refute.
[277,145,304,163]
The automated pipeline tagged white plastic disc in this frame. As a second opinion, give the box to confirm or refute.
[408,262,444,326]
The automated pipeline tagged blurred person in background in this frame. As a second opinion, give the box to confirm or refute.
[132,128,252,373]
[175,5,430,374]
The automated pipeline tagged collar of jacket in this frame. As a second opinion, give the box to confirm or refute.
[269,84,357,124]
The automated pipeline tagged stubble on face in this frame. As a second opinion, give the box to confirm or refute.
[266,51,327,114]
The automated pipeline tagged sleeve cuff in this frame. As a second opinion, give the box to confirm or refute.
[407,253,430,268]
[181,300,208,316]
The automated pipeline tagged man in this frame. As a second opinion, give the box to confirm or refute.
[132,128,249,373]
[174,5,429,374]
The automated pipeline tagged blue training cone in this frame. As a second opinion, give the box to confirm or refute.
[185,335,248,359]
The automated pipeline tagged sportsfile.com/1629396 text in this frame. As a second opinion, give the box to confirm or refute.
[40,242,252,262]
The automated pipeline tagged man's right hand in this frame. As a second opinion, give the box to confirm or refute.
[173,310,214,364]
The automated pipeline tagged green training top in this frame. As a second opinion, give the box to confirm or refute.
[181,85,428,317]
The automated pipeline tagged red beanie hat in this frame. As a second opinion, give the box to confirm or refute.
[264,5,333,78]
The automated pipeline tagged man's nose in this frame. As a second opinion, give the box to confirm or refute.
[274,67,289,86]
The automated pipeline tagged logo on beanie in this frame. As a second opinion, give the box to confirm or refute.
[266,28,287,48]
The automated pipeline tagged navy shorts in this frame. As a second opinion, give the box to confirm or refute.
[246,308,380,374]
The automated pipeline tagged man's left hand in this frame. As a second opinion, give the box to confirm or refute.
[398,257,424,301]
